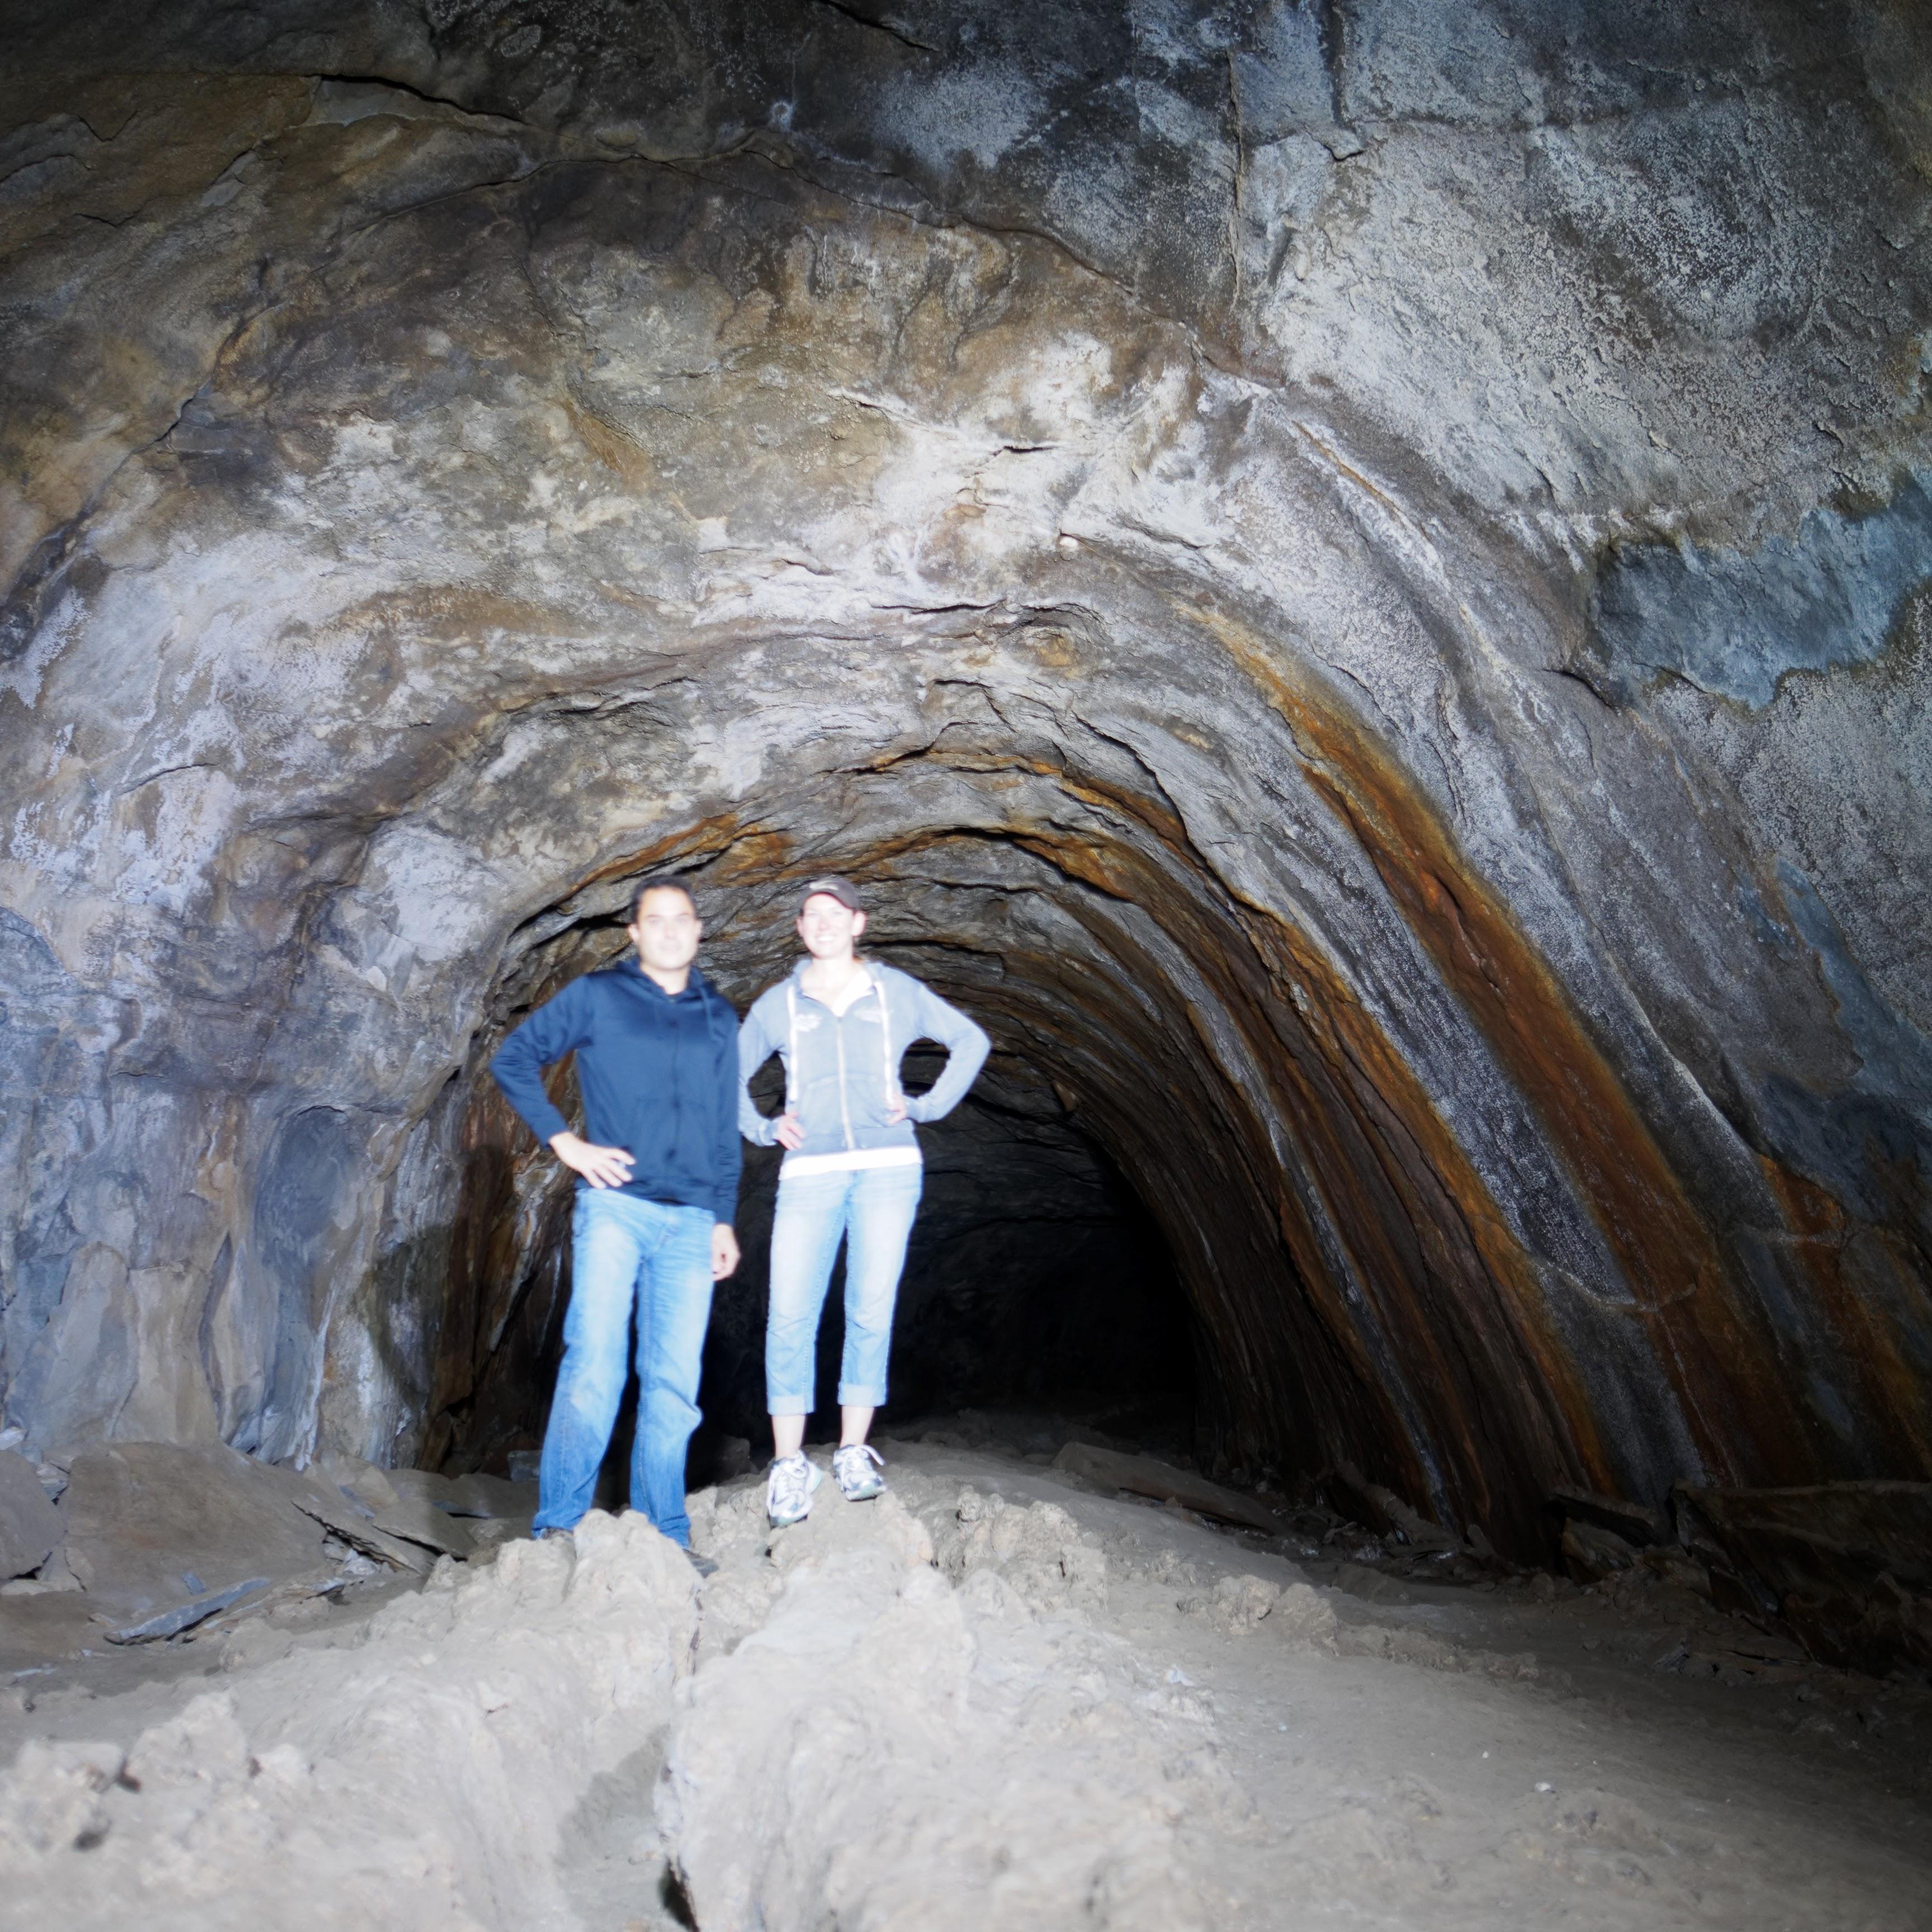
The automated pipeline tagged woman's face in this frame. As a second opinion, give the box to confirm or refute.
[797,893,866,960]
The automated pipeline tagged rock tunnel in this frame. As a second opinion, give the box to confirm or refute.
[4,0,1931,1590]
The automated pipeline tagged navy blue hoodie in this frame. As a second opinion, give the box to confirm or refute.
[490,957,742,1221]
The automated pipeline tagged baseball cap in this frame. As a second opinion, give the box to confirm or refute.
[796,875,865,916]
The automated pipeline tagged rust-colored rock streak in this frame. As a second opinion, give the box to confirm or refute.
[1203,608,1800,1486]
[420,1069,573,1475]
[1761,1159,1932,1478]
[1233,901,1617,1513]
[839,759,1608,1550]
[1020,830,1604,1547]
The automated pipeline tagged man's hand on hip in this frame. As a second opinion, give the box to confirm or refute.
[549,1131,634,1190]
[712,1223,741,1280]
[773,1111,806,1150]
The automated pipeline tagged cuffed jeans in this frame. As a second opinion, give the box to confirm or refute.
[766,1162,923,1415]
[534,1190,714,1545]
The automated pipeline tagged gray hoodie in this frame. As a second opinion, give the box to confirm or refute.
[738,959,989,1160]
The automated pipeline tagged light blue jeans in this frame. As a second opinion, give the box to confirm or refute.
[534,1191,714,1545]
[766,1162,923,1414]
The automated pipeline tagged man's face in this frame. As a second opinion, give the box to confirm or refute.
[797,893,865,959]
[629,888,702,973]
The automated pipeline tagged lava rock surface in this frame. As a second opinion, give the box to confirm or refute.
[1,2,1929,1568]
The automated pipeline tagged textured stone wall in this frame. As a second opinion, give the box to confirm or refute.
[2,0,1928,1557]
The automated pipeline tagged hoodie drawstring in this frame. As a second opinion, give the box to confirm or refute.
[878,971,899,1112]
[784,981,799,1126]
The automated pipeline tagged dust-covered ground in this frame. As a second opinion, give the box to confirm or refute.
[2,1431,1928,1931]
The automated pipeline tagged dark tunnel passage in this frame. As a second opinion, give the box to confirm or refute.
[421,1016,1201,1498]
[407,815,1237,1505]
[387,791,1299,1524]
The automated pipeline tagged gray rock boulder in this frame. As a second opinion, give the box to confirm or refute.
[60,1441,332,1616]
[0,1450,62,1581]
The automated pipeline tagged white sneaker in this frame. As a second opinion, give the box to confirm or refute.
[832,1443,887,1502]
[766,1453,822,1527]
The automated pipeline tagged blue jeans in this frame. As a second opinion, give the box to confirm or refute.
[534,1191,714,1544]
[766,1162,923,1415]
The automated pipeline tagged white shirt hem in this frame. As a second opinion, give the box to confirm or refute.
[779,1145,922,1178]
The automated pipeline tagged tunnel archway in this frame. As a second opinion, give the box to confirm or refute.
[420,987,1204,1497]
[314,650,1744,1565]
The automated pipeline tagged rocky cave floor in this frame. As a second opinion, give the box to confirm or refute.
[1,1414,1929,1931]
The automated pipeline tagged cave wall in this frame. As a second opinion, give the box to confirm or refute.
[2,0,1929,1557]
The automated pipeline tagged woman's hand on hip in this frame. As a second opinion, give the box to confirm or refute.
[773,1111,806,1150]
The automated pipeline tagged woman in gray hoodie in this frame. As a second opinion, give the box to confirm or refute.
[738,877,990,1526]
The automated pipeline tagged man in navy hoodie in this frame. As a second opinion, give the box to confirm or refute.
[491,878,741,1555]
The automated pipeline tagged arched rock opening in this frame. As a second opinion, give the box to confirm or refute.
[2,0,1929,1577]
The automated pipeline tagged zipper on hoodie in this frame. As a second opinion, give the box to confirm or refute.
[836,1003,854,1150]
[670,991,684,1171]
